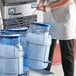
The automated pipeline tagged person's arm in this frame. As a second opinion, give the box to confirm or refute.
[37,0,45,11]
[37,0,74,12]
[45,0,74,11]
[38,0,45,4]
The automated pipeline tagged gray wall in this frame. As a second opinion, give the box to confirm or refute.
[0,0,3,8]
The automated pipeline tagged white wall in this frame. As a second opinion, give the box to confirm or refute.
[0,0,3,29]
[0,9,3,29]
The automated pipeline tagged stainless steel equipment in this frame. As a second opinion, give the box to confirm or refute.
[1,0,38,29]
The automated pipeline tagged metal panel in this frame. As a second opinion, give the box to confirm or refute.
[2,0,37,6]
[3,15,37,29]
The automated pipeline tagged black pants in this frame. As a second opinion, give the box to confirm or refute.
[45,39,74,76]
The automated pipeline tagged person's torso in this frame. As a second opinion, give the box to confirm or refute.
[43,0,76,40]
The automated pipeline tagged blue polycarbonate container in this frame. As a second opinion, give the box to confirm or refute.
[0,30,23,76]
[29,21,52,33]
[7,27,28,32]
[0,30,20,45]
[7,27,28,46]
[23,21,52,69]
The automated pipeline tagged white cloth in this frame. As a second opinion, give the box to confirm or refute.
[43,2,76,40]
[75,2,76,39]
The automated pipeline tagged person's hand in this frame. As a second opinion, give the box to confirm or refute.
[37,4,51,12]
[37,4,45,11]
[37,1,44,10]
[45,5,52,12]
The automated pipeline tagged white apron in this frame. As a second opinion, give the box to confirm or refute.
[43,0,76,40]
